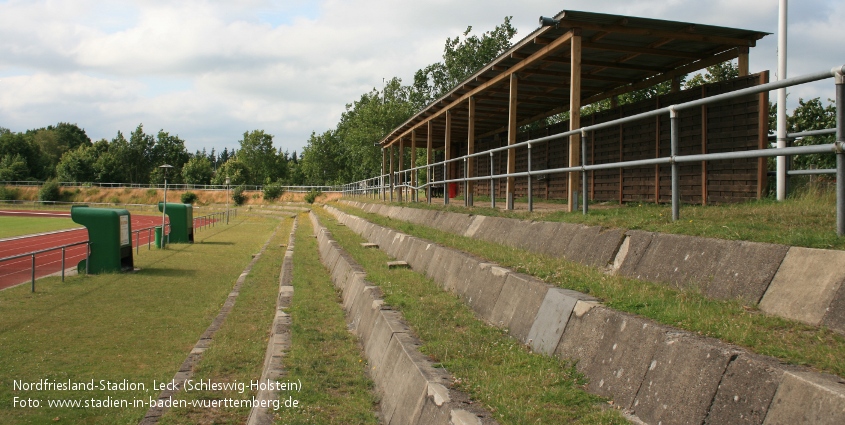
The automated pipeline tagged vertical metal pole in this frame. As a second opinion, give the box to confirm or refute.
[149,228,152,249]
[527,143,533,212]
[490,152,496,209]
[427,165,432,204]
[582,131,589,215]
[61,247,65,282]
[85,244,89,275]
[464,157,469,206]
[835,73,844,236]
[31,254,36,292]
[670,108,680,221]
[136,230,140,254]
[776,0,788,201]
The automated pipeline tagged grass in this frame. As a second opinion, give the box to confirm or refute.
[313,208,627,424]
[0,214,277,424]
[0,216,80,239]
[356,183,845,250]
[271,214,379,424]
[158,217,292,424]
[330,202,845,379]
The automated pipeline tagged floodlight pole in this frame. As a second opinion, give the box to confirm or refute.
[159,164,173,248]
[776,0,788,200]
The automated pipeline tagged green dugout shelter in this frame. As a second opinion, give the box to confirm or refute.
[157,202,194,243]
[70,206,134,274]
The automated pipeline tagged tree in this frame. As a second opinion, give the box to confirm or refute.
[125,124,155,184]
[149,130,189,184]
[300,131,344,184]
[182,156,214,185]
[212,157,251,186]
[685,60,739,89]
[0,130,43,180]
[56,145,98,182]
[411,17,517,107]
[787,97,837,170]
[0,154,29,181]
[237,130,286,184]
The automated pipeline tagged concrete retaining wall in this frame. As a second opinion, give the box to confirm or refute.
[309,212,497,425]
[328,205,845,425]
[340,200,845,332]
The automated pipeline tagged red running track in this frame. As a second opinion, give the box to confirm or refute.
[0,211,166,290]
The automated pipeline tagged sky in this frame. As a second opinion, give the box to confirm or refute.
[1,0,843,156]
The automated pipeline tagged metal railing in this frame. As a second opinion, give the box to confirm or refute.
[343,65,845,235]
[0,181,342,193]
[0,208,240,292]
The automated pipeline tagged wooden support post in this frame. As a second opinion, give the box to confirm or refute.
[427,121,433,203]
[381,147,387,200]
[445,110,452,205]
[398,137,404,202]
[506,73,518,210]
[467,97,476,206]
[568,29,582,212]
[389,144,395,202]
[411,130,417,202]
[738,47,749,77]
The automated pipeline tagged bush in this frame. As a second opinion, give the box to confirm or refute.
[181,191,198,204]
[38,180,62,203]
[0,186,19,201]
[232,185,247,206]
[263,183,285,201]
[304,189,322,204]
[146,188,158,196]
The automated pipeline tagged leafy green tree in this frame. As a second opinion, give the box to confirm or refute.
[182,155,214,185]
[300,130,345,184]
[786,97,837,170]
[93,133,130,183]
[212,158,251,186]
[237,130,286,184]
[149,130,189,184]
[0,154,29,181]
[56,145,97,182]
[411,17,517,107]
[125,124,155,184]
[0,130,44,180]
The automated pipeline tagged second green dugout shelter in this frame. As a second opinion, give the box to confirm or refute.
[157,202,194,243]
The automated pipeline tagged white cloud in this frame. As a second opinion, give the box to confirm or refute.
[0,0,843,155]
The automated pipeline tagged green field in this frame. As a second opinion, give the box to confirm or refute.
[0,214,279,424]
[0,216,80,239]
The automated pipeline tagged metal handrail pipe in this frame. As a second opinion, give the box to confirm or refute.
[0,241,89,263]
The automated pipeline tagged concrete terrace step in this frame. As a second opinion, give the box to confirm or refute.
[339,200,845,333]
[309,211,497,425]
[327,203,845,425]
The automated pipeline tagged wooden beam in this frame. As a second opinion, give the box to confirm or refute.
[582,41,702,59]
[506,73,518,210]
[411,129,417,202]
[427,121,432,201]
[467,96,476,206]
[381,31,576,146]
[738,46,749,77]
[568,31,582,212]
[557,18,759,46]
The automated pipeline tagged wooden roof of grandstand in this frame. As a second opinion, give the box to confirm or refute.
[379,9,769,148]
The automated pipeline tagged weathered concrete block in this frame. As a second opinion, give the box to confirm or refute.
[382,337,429,424]
[822,284,845,333]
[526,287,595,355]
[416,243,438,277]
[540,222,581,258]
[519,221,562,256]
[563,226,624,268]
[463,215,486,238]
[632,334,735,425]
[759,247,845,326]
[705,354,784,425]
[488,272,548,341]
[471,216,514,246]
[425,245,448,282]
[463,263,509,322]
[556,305,665,409]
[762,370,845,425]
[447,254,481,296]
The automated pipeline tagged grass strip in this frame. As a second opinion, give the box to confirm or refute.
[314,208,627,425]
[158,217,292,424]
[332,202,845,378]
[0,216,80,239]
[0,215,275,424]
[271,214,379,424]
[350,185,845,250]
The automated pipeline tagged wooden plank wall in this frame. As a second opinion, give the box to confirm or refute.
[463,73,767,204]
